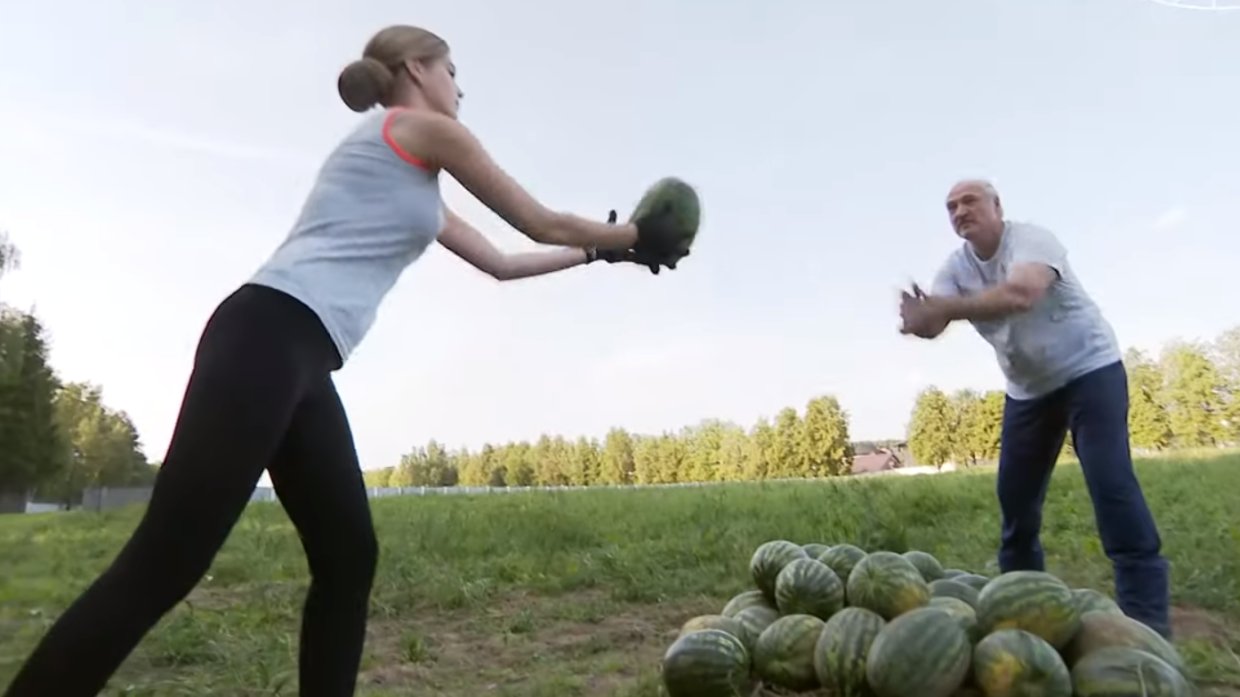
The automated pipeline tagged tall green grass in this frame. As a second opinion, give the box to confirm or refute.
[1,452,1237,695]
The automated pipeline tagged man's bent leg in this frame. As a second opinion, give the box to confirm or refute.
[1066,361,1171,637]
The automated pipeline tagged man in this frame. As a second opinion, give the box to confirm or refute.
[899,179,1171,637]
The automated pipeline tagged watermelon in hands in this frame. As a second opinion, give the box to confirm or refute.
[627,176,701,272]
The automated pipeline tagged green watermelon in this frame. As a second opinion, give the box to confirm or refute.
[627,176,701,259]
[865,607,972,697]
[721,589,775,618]
[774,557,845,619]
[750,540,809,602]
[733,604,780,654]
[1070,646,1194,697]
[846,551,931,620]
[928,596,979,640]
[975,571,1080,650]
[813,607,885,697]
[903,550,946,582]
[661,628,754,697]
[972,628,1072,697]
[956,573,991,591]
[819,543,867,585]
[1072,588,1123,616]
[1063,610,1185,674]
[930,578,981,609]
[679,614,746,642]
[942,568,970,579]
[803,542,832,559]
[753,614,826,692]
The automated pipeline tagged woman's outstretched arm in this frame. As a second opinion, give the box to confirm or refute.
[390,109,638,251]
[436,206,599,280]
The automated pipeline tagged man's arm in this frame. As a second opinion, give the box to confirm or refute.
[906,263,959,339]
[929,263,1057,322]
[929,224,1065,322]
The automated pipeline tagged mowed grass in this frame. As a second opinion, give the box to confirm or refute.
[1,453,1239,696]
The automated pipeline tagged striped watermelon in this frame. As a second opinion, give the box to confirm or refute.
[975,571,1080,649]
[750,540,809,602]
[803,542,832,559]
[775,558,845,619]
[956,573,990,591]
[865,607,972,697]
[1072,588,1123,617]
[819,543,867,584]
[1070,646,1193,697]
[812,607,885,697]
[1063,610,1185,673]
[721,589,775,618]
[928,596,979,641]
[846,551,931,620]
[902,550,946,582]
[930,579,980,609]
[661,628,754,697]
[733,604,780,653]
[679,615,746,642]
[753,614,826,692]
[972,628,1072,697]
[627,177,701,260]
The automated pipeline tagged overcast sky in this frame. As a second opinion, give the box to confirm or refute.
[1,0,1237,476]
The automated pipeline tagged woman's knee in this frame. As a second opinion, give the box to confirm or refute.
[308,524,379,589]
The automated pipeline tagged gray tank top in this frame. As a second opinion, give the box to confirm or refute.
[249,107,444,364]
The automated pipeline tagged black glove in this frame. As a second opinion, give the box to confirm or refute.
[631,199,690,271]
[585,209,688,275]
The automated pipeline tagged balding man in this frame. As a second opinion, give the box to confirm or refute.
[899,179,1171,637]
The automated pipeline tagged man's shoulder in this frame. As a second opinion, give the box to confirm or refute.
[1005,219,1060,242]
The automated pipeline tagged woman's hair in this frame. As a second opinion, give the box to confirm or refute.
[337,25,450,112]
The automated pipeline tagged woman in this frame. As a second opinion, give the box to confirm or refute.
[4,24,688,697]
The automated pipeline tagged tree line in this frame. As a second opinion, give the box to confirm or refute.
[906,328,1240,468]
[0,233,155,507]
[362,395,858,489]
[375,326,1240,489]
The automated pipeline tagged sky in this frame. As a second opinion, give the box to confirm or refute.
[0,0,1238,478]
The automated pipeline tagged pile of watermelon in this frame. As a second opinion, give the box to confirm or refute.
[660,540,1196,697]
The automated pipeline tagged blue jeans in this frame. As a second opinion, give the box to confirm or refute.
[997,360,1171,637]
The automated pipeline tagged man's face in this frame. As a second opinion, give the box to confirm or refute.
[945,182,1003,242]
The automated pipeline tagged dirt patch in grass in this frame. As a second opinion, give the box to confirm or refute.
[1174,604,1234,643]
[357,590,717,696]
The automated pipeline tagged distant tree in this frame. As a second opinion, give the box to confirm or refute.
[743,418,776,481]
[570,437,600,486]
[0,230,19,281]
[907,386,955,469]
[771,407,802,478]
[38,382,154,505]
[799,395,852,477]
[0,311,66,497]
[1210,326,1240,442]
[1160,340,1227,447]
[599,428,635,485]
[1125,348,1173,451]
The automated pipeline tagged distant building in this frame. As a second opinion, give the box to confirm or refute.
[850,447,903,475]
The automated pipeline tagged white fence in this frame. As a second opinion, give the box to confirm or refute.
[14,465,954,514]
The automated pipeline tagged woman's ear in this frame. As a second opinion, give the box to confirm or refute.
[400,58,427,87]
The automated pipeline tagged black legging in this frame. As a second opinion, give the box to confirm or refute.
[4,284,379,697]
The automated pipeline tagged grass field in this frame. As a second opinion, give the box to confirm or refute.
[2,452,1239,696]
